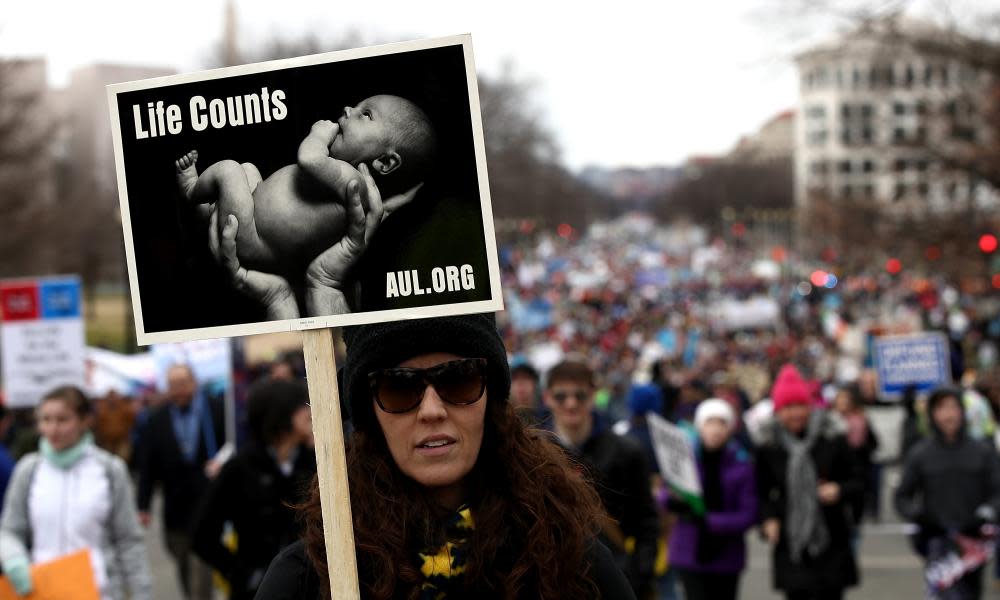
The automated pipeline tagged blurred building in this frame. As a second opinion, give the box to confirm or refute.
[49,63,176,283]
[579,165,682,202]
[794,16,997,216]
[730,109,795,163]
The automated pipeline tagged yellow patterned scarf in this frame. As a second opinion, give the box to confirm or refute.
[417,505,474,599]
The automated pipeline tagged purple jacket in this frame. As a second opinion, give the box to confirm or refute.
[668,442,758,574]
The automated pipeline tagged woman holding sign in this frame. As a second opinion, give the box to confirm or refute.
[257,314,637,599]
[0,386,151,600]
[754,365,863,600]
[665,399,757,600]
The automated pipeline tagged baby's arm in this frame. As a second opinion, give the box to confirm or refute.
[297,120,358,198]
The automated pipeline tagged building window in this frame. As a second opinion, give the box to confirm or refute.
[894,159,907,172]
[853,68,862,87]
[904,64,915,87]
[915,159,928,172]
[806,105,826,118]
[842,184,853,199]
[895,183,908,200]
[862,159,875,173]
[863,183,875,197]
[807,131,828,146]
[838,160,852,174]
[810,161,829,175]
[924,64,934,86]
[918,182,930,197]
[893,102,907,116]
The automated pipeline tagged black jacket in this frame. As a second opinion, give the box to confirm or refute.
[136,397,226,532]
[754,410,864,593]
[193,442,316,600]
[894,410,1000,537]
[254,538,637,599]
[564,420,660,596]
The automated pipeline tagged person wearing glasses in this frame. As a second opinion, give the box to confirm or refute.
[256,313,636,599]
[542,359,661,599]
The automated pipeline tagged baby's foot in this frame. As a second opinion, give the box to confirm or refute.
[175,150,199,200]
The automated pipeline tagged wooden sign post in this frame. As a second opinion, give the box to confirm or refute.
[303,328,359,598]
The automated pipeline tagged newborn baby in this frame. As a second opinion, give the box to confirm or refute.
[175,95,436,273]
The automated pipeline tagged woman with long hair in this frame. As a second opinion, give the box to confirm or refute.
[257,313,636,599]
[0,386,151,600]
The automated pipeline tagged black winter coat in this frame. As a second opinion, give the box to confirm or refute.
[754,411,864,593]
[565,423,661,595]
[193,442,317,600]
[894,432,1000,537]
[254,537,637,599]
[136,397,226,532]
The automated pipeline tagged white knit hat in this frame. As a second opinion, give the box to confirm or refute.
[695,398,735,429]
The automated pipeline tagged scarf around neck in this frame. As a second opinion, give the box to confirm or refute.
[777,410,830,563]
[40,431,94,470]
[417,505,474,599]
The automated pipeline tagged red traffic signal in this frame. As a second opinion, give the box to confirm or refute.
[980,234,998,254]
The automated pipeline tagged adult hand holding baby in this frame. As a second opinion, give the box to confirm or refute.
[209,210,299,320]
[212,162,422,317]
[304,163,422,315]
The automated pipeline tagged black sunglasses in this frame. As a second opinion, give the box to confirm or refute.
[551,389,591,404]
[368,358,488,414]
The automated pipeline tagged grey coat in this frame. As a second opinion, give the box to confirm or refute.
[0,448,152,600]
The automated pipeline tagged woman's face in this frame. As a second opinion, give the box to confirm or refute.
[698,417,731,450]
[777,403,812,435]
[374,352,487,503]
[37,399,88,451]
[292,405,314,448]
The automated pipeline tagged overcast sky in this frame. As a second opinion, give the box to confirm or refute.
[2,0,993,169]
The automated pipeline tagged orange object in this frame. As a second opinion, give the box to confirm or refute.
[0,550,99,600]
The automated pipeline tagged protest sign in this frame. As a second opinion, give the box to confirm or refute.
[874,332,951,398]
[647,413,704,514]
[109,36,503,598]
[0,276,85,408]
[107,34,501,345]
[0,550,99,600]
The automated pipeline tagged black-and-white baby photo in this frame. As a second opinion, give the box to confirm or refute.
[108,36,502,344]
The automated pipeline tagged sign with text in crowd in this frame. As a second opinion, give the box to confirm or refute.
[647,412,704,515]
[0,276,85,408]
[873,332,951,398]
[107,34,502,345]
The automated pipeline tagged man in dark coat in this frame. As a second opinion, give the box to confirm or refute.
[136,363,225,600]
[755,365,863,600]
[895,387,1000,599]
[543,359,660,598]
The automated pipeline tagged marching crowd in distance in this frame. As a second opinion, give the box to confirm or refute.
[0,216,996,599]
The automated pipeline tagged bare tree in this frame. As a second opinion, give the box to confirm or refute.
[0,59,58,278]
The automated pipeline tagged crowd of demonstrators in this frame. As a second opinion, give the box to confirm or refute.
[0,386,151,600]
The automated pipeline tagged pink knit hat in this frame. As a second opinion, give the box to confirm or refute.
[771,364,813,411]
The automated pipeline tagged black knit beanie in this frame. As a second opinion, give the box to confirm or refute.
[342,313,511,431]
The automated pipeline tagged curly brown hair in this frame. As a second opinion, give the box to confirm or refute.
[301,397,611,599]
